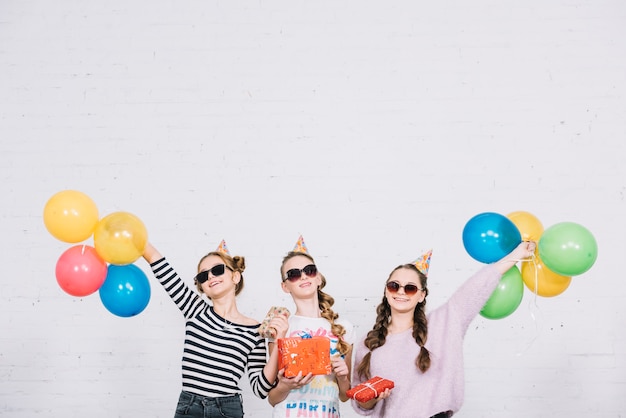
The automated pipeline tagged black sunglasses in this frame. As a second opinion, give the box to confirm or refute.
[385,281,423,296]
[283,264,318,282]
[195,264,228,284]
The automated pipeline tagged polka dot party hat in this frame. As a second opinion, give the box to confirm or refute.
[216,239,231,256]
[293,235,309,254]
[413,249,432,276]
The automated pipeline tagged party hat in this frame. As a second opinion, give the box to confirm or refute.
[293,235,309,254]
[216,239,231,256]
[413,249,432,276]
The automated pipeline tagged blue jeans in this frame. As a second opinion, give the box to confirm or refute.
[173,391,244,418]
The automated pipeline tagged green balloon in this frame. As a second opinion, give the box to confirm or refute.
[539,222,598,276]
[480,266,524,320]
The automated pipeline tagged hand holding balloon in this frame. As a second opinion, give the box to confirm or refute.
[493,241,536,274]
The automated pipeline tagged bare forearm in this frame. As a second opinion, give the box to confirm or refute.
[142,242,163,264]
[268,384,290,407]
[337,375,350,402]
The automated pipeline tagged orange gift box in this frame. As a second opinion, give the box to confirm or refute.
[277,336,332,378]
[347,376,395,402]
[258,306,290,338]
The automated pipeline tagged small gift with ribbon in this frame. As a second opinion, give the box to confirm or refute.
[347,376,395,403]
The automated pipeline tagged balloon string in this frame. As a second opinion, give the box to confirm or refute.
[516,253,542,357]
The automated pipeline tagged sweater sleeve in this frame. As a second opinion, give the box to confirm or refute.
[444,263,503,335]
[350,337,381,416]
[150,257,206,319]
[246,337,275,399]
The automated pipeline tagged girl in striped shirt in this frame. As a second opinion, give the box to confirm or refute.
[142,240,281,418]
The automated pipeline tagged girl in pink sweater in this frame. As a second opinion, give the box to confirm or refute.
[351,241,536,418]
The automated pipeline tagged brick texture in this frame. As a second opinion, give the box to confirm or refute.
[1,0,625,417]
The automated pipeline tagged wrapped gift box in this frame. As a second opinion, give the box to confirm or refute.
[347,376,395,403]
[277,336,331,377]
[258,306,291,338]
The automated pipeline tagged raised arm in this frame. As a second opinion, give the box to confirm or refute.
[443,240,537,334]
[142,242,163,264]
[141,241,205,319]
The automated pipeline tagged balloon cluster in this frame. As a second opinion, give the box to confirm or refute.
[462,211,598,320]
[43,190,151,317]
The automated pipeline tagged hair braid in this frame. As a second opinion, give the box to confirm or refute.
[318,279,349,355]
[413,295,430,372]
[356,297,391,380]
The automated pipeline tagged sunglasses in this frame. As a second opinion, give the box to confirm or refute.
[385,281,423,296]
[283,264,318,282]
[195,264,229,284]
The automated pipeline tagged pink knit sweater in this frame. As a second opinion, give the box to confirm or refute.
[351,264,503,418]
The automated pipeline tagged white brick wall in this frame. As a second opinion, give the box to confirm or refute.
[1,0,625,416]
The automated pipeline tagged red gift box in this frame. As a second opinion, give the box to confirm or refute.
[277,336,332,378]
[347,376,395,402]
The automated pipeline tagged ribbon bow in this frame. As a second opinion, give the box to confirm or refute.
[353,377,385,398]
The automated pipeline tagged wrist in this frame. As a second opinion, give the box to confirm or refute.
[276,381,291,394]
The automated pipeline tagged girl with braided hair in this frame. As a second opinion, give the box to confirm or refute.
[268,236,356,418]
[352,241,536,418]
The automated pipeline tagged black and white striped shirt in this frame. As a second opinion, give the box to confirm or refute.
[150,257,273,399]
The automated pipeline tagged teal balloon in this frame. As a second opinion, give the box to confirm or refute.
[99,264,151,317]
[480,266,524,320]
[539,222,598,276]
[463,212,522,263]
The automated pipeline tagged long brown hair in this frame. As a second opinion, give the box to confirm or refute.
[281,251,350,356]
[196,252,245,296]
[356,264,430,380]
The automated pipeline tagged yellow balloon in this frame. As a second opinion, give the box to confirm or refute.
[43,190,99,243]
[94,211,148,265]
[521,254,572,297]
[507,211,544,242]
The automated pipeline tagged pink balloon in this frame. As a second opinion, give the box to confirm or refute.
[55,245,108,297]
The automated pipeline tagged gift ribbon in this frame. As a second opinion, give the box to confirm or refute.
[516,254,543,357]
[353,377,385,399]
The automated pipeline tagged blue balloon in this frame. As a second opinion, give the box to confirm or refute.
[463,212,522,263]
[99,264,151,317]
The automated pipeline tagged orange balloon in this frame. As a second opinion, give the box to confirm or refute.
[94,211,147,265]
[43,190,99,243]
[521,254,572,297]
[507,211,544,242]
